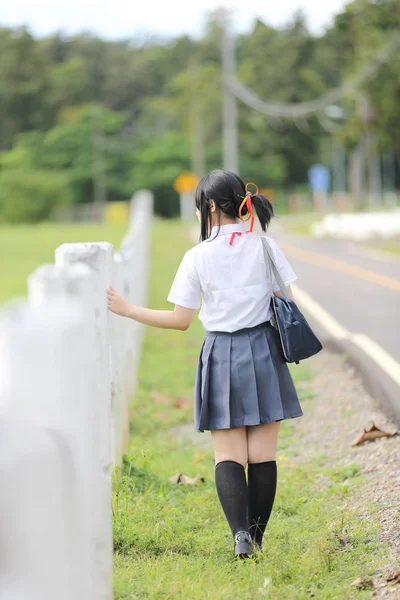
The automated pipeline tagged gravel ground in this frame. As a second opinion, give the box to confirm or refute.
[293,350,400,599]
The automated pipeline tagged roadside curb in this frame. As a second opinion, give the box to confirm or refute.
[294,288,400,428]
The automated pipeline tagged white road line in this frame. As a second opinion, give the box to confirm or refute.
[351,334,400,388]
[292,285,349,340]
[292,284,400,388]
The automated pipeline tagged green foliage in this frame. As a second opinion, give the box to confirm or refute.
[132,132,191,218]
[240,154,286,187]
[0,104,134,207]
[0,0,399,221]
[0,27,49,150]
[0,131,43,170]
[0,169,73,223]
[47,57,92,119]
[41,104,133,200]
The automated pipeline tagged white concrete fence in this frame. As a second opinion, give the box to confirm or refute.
[0,191,153,600]
[311,209,400,241]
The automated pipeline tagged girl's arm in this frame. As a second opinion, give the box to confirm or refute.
[107,286,196,331]
[274,285,295,301]
[127,304,197,331]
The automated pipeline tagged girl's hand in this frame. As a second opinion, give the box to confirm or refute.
[107,286,130,317]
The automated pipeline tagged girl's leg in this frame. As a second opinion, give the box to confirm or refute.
[211,426,248,468]
[211,427,249,541]
[247,421,280,548]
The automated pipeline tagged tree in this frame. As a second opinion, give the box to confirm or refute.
[0,27,49,149]
[0,2,399,221]
[131,131,191,217]
[0,104,135,207]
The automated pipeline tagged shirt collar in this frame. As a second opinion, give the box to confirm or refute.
[210,222,247,237]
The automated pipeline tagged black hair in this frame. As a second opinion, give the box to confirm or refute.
[194,169,274,242]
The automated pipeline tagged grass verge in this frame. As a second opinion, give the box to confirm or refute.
[276,213,320,236]
[364,238,400,256]
[0,221,127,303]
[113,218,387,600]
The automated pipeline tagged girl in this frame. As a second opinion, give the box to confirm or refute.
[107,169,303,559]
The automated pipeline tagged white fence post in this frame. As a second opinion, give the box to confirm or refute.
[0,419,79,600]
[55,243,114,600]
[0,299,97,600]
[26,261,113,600]
[110,252,127,465]
[55,242,113,466]
[28,263,94,306]
[121,191,153,404]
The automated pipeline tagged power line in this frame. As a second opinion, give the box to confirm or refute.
[226,32,400,119]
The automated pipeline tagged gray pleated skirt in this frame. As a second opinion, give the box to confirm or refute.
[194,321,303,432]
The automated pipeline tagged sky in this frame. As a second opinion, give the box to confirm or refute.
[2,0,350,39]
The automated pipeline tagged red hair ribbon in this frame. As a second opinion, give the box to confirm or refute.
[229,231,242,246]
[238,182,258,234]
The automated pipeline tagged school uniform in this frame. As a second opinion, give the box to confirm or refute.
[167,222,303,432]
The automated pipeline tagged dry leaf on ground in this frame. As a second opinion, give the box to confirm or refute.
[386,570,400,585]
[158,412,170,422]
[169,472,205,485]
[335,533,351,548]
[174,396,192,409]
[151,391,171,405]
[179,473,205,485]
[351,422,398,447]
[350,576,374,590]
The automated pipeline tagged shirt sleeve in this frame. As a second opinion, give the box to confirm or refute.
[167,250,201,309]
[267,237,298,292]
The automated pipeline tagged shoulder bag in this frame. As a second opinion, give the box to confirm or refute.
[261,237,323,364]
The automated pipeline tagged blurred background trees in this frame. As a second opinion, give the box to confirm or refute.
[0,0,399,221]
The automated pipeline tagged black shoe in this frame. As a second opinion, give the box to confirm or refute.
[234,531,252,559]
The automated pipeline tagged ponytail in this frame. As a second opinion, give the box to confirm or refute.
[194,170,274,240]
[251,193,274,232]
[237,182,274,233]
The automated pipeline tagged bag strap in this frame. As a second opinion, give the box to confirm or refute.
[261,237,290,299]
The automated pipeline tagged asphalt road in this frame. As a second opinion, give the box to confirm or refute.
[272,228,400,361]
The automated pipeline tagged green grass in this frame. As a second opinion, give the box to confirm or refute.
[364,238,400,256]
[277,213,321,236]
[113,218,388,599]
[0,221,127,303]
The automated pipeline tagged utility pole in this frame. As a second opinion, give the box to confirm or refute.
[382,151,396,207]
[349,95,370,210]
[221,22,239,174]
[332,138,347,195]
[367,133,382,208]
[361,95,381,208]
[189,58,206,178]
[92,105,107,207]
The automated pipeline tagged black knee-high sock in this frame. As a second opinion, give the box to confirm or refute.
[215,460,248,537]
[248,460,277,547]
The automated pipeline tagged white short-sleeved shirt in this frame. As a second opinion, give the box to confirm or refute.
[167,222,297,332]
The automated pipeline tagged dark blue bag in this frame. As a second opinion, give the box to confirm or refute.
[262,238,323,364]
